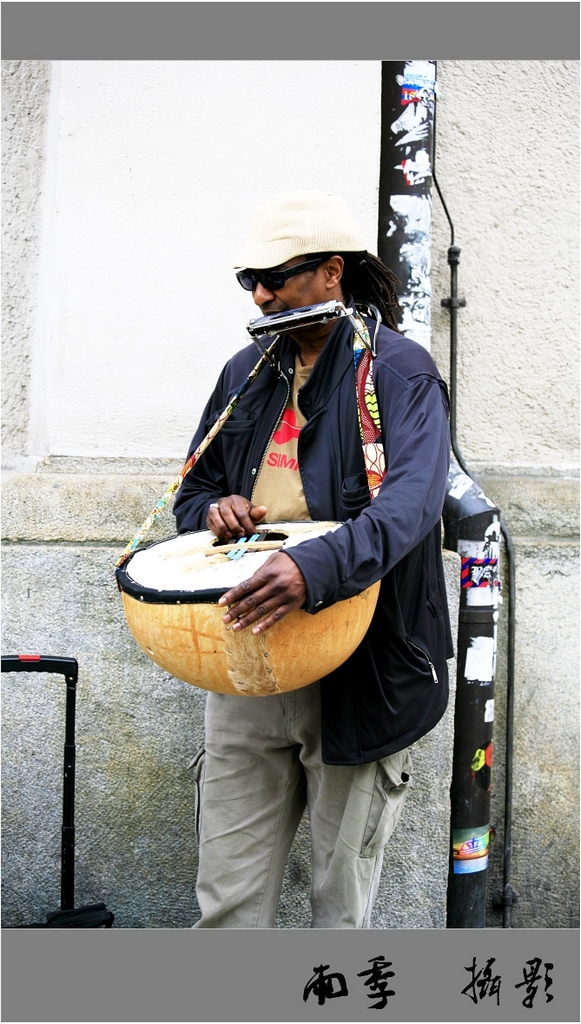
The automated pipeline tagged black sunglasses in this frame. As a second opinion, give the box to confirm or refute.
[235,255,329,293]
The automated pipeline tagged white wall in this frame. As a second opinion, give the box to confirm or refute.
[42,60,381,458]
[10,59,580,474]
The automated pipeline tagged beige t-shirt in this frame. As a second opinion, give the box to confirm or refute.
[252,356,312,522]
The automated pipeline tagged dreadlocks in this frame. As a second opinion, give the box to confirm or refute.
[286,249,403,332]
[339,252,403,332]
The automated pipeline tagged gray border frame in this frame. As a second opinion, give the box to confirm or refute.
[2,2,580,60]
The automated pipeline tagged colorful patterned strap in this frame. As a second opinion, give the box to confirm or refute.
[352,316,385,499]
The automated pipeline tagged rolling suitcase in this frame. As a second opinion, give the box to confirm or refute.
[1,654,115,927]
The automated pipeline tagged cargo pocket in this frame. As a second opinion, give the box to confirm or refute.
[360,747,412,858]
[187,748,206,844]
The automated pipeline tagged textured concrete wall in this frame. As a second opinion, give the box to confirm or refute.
[1,60,52,459]
[2,59,579,930]
[430,60,579,473]
[484,530,579,929]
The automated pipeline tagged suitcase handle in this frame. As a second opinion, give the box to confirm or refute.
[2,654,78,909]
[1,654,78,680]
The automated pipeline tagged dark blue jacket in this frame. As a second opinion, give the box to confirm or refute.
[173,315,454,764]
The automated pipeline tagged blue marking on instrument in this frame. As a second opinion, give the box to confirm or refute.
[226,534,261,560]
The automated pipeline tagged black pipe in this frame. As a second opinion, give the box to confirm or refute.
[496,515,517,927]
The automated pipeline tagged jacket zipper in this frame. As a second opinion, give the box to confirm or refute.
[250,374,291,502]
[407,636,439,684]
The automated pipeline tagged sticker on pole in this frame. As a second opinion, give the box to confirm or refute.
[452,826,490,874]
[458,522,501,608]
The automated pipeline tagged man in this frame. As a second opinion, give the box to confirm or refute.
[173,190,453,928]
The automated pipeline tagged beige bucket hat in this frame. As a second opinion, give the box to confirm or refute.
[234,190,367,270]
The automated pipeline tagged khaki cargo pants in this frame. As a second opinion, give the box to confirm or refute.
[192,681,412,928]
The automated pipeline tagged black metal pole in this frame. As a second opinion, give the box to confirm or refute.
[62,664,77,911]
[378,60,436,349]
[443,467,500,926]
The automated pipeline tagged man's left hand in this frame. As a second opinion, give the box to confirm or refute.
[218,552,307,635]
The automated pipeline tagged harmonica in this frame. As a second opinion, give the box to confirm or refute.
[246,300,354,339]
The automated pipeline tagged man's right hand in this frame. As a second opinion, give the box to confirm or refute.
[206,495,268,542]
